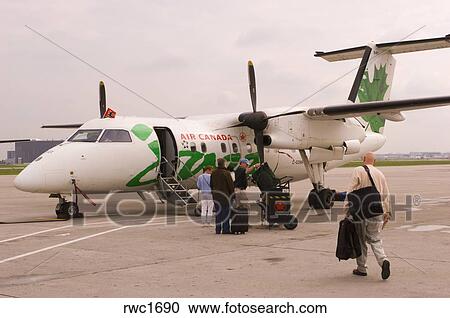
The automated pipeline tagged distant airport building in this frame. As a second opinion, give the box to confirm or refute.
[13,140,63,164]
[6,151,16,165]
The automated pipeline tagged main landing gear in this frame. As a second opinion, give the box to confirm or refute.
[299,150,336,209]
[307,187,335,209]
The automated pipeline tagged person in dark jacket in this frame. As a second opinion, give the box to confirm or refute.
[234,158,259,208]
[211,158,234,234]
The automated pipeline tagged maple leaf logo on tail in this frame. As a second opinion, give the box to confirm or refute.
[357,64,390,133]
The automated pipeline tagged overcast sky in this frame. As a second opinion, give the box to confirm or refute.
[2,0,450,159]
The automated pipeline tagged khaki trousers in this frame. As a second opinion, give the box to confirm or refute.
[354,215,388,273]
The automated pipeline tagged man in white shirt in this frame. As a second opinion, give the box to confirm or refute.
[345,152,391,280]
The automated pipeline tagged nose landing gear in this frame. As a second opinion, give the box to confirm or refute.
[54,179,93,220]
[55,200,83,220]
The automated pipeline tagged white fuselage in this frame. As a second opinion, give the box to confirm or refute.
[13,110,386,195]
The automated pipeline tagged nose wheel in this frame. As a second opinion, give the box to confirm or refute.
[56,200,83,220]
[55,180,91,220]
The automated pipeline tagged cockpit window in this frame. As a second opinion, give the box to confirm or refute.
[68,129,102,142]
[99,129,132,143]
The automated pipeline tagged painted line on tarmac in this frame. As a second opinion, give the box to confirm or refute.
[0,215,188,244]
[0,220,192,265]
[0,224,74,244]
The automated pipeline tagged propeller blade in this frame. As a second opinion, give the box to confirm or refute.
[248,60,257,112]
[99,81,106,118]
[0,139,32,144]
[254,130,265,163]
[41,124,83,129]
[266,110,305,120]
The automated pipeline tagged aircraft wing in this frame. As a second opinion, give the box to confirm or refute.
[41,124,83,129]
[0,139,32,144]
[305,95,450,120]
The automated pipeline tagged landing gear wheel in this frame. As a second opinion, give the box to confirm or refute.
[56,202,83,220]
[308,188,335,209]
[284,216,298,230]
[308,190,320,209]
[56,202,69,220]
[318,188,335,209]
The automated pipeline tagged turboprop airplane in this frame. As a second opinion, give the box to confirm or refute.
[4,34,450,220]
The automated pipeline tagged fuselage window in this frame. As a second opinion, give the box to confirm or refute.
[221,143,227,153]
[68,129,102,142]
[232,142,238,153]
[246,143,252,153]
[99,129,132,142]
[201,142,207,153]
[190,142,197,152]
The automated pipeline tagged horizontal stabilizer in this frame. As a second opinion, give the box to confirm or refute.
[306,95,450,120]
[315,34,450,62]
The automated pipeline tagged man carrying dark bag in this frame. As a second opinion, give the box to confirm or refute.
[345,153,392,280]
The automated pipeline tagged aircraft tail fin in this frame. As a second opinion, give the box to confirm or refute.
[348,44,396,133]
[315,35,450,133]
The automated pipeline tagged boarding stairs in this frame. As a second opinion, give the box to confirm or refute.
[157,157,197,206]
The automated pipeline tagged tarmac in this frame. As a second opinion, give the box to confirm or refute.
[0,165,449,297]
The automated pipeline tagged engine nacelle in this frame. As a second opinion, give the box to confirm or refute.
[343,139,361,155]
[263,114,365,151]
[263,134,305,149]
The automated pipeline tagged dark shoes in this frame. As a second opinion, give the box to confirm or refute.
[352,261,391,280]
[381,260,391,280]
[352,269,367,276]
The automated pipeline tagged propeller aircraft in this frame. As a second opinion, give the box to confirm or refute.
[4,35,450,220]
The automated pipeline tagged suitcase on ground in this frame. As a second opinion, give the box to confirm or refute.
[230,207,249,234]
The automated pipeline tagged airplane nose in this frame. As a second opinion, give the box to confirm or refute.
[14,164,45,193]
